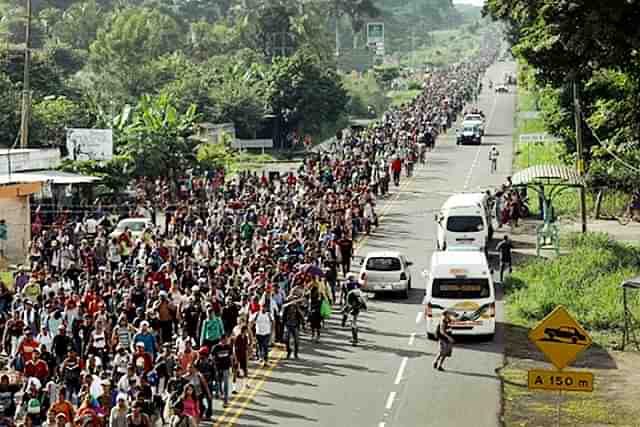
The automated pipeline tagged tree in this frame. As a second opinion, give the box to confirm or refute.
[208,80,266,139]
[483,0,640,84]
[50,0,103,50]
[89,7,183,99]
[31,95,93,148]
[0,73,21,145]
[115,92,199,181]
[264,51,348,145]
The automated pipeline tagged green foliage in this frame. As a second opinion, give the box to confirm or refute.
[196,139,236,171]
[31,95,92,147]
[372,65,400,88]
[208,81,266,139]
[49,0,102,50]
[115,93,199,180]
[57,157,131,193]
[0,72,21,145]
[89,7,183,99]
[341,71,389,118]
[505,233,640,331]
[265,51,348,135]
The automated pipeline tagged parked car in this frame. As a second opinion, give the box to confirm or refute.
[495,85,509,93]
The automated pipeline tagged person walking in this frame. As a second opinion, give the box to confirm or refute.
[489,146,499,173]
[496,235,513,283]
[211,335,233,408]
[281,297,304,359]
[252,305,272,366]
[433,311,454,371]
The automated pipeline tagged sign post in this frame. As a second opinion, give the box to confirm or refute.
[527,306,594,426]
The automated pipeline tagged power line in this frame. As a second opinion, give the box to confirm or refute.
[581,112,640,174]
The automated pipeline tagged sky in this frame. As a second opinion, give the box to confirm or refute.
[453,0,485,6]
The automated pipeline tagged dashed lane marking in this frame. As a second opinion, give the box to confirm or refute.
[415,311,422,324]
[408,332,416,346]
[385,391,397,410]
[394,357,408,385]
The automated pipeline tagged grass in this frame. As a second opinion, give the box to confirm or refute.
[504,232,640,333]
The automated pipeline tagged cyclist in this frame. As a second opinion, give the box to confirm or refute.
[341,287,367,345]
[489,146,500,173]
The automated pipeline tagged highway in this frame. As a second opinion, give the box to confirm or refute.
[209,60,517,427]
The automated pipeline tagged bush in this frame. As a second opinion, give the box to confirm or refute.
[505,232,640,331]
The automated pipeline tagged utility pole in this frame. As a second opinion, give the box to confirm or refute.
[335,13,340,58]
[573,79,587,233]
[19,0,32,149]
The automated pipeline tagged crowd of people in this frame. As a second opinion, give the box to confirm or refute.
[0,45,498,427]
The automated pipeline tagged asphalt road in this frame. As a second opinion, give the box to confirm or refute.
[208,60,517,427]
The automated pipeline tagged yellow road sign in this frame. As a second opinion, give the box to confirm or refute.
[528,369,594,392]
[528,306,592,370]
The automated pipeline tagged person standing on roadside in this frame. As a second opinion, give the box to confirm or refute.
[433,311,454,371]
[496,235,513,283]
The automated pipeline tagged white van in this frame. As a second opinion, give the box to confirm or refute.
[423,250,496,339]
[435,192,493,251]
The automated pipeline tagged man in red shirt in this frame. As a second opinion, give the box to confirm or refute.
[391,157,402,186]
[24,347,49,382]
[17,327,40,367]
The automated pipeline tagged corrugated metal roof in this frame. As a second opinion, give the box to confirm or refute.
[0,170,101,185]
[512,164,584,187]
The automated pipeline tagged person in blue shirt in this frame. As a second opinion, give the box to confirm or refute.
[132,321,158,359]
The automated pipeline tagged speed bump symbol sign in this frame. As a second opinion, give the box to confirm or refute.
[528,305,592,370]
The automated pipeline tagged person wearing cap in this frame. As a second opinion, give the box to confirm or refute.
[109,393,128,427]
[194,346,215,417]
[132,342,153,376]
[132,321,158,359]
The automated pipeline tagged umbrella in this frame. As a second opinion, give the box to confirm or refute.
[301,264,325,278]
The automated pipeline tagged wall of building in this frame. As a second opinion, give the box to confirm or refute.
[0,194,31,263]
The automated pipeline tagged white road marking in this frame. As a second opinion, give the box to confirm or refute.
[378,423,386,427]
[385,392,396,410]
[463,147,482,190]
[415,311,422,324]
[394,357,409,385]
[408,332,416,346]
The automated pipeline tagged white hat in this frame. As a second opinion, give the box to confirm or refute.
[140,321,150,328]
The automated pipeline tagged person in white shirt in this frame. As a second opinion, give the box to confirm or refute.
[252,305,273,365]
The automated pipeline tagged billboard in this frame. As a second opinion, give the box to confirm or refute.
[66,129,113,161]
[367,22,385,46]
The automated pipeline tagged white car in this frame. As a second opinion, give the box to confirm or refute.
[495,85,509,93]
[463,113,485,135]
[110,218,153,240]
[359,251,413,298]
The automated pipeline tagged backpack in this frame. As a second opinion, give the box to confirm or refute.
[27,397,41,414]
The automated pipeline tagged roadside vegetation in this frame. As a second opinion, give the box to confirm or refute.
[505,232,640,337]
[514,78,629,219]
